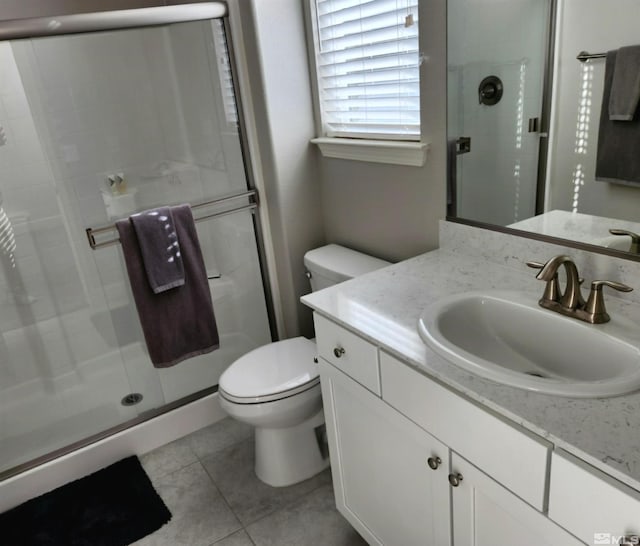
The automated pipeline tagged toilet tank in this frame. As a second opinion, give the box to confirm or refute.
[303,244,390,292]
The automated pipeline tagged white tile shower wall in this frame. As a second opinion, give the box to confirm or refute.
[26,30,169,226]
[2,41,104,316]
[547,0,640,220]
[0,20,269,400]
[18,26,236,230]
[0,45,92,383]
[200,212,271,348]
[164,23,225,171]
[0,44,57,223]
[0,34,166,396]
[11,25,242,300]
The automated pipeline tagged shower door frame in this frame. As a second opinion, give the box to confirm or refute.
[0,2,278,482]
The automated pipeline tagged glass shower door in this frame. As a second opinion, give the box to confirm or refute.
[448,0,551,226]
[0,17,272,475]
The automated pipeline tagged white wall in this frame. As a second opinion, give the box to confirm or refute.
[547,0,640,220]
[232,0,326,338]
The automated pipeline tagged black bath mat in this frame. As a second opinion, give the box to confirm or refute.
[0,455,171,546]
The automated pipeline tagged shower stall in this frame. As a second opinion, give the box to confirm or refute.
[0,4,273,481]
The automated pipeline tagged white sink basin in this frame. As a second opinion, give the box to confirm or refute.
[418,291,640,398]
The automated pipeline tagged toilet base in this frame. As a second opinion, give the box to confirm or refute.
[254,409,329,487]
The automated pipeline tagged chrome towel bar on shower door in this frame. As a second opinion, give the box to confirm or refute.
[85,189,259,250]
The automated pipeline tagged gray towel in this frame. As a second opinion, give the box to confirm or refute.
[595,50,640,186]
[116,204,219,368]
[609,45,640,120]
[130,206,184,294]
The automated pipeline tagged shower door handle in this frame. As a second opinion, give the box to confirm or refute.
[528,117,540,133]
[528,117,548,138]
[456,137,471,155]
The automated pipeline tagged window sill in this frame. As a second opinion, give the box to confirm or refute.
[311,137,429,167]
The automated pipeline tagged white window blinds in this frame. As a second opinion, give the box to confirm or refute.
[313,0,420,140]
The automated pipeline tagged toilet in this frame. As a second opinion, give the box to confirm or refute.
[218,244,390,487]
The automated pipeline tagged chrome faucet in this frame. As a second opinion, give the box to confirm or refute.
[527,255,633,324]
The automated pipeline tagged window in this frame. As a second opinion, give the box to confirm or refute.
[310,0,420,141]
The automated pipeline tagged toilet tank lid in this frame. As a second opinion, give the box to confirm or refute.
[303,244,390,282]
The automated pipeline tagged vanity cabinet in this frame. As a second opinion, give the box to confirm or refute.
[319,359,451,545]
[314,312,639,546]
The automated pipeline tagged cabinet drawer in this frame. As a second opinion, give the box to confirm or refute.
[380,351,551,510]
[549,450,640,544]
[314,313,380,395]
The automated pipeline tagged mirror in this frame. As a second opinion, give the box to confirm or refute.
[447,0,640,258]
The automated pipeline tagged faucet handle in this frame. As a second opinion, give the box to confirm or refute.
[609,229,640,253]
[526,261,561,303]
[584,280,633,324]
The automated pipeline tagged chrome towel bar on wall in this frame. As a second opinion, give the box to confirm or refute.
[576,51,607,62]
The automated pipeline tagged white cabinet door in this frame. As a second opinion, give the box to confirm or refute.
[319,359,451,546]
[450,453,585,546]
[381,352,550,510]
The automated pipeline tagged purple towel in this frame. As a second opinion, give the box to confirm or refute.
[116,204,219,368]
[130,206,184,294]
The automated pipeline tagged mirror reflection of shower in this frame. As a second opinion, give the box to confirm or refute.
[511,59,529,222]
[570,62,594,212]
[447,0,551,226]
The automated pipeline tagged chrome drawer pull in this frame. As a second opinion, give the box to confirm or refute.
[333,346,345,358]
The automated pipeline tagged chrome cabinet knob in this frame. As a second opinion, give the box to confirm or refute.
[333,346,345,358]
[448,472,463,487]
[427,456,441,470]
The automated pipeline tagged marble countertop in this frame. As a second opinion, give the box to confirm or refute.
[301,249,640,492]
[509,209,640,251]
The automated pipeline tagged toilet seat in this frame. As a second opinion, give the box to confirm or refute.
[219,337,319,404]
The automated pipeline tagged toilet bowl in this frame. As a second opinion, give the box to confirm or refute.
[218,337,326,487]
[218,244,390,487]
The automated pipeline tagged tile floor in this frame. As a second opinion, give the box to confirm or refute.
[134,417,367,546]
